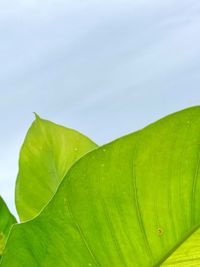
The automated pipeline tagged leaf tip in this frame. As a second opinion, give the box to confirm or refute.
[33,112,41,121]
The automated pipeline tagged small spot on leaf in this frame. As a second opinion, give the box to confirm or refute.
[157,227,164,236]
[0,232,4,240]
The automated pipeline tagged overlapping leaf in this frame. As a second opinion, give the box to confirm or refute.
[0,197,16,256]
[161,227,200,266]
[16,114,97,222]
[1,106,200,266]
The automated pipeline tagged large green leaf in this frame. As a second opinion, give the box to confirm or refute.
[0,197,16,256]
[16,114,97,222]
[2,106,200,266]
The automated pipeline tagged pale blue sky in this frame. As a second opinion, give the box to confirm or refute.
[1,0,200,216]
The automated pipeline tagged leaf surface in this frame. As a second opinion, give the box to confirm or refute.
[0,197,16,256]
[161,227,200,266]
[2,106,200,266]
[16,114,97,221]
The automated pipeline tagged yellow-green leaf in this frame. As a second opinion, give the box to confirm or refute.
[0,197,16,256]
[15,114,97,222]
[161,227,200,266]
[2,106,200,266]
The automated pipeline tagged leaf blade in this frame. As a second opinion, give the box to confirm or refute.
[16,115,97,222]
[0,197,16,256]
[2,106,200,266]
[161,226,200,266]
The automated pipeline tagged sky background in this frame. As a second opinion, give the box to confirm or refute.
[0,0,200,217]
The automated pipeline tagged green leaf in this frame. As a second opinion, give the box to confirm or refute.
[2,106,200,266]
[161,227,200,266]
[0,197,16,256]
[16,114,97,222]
